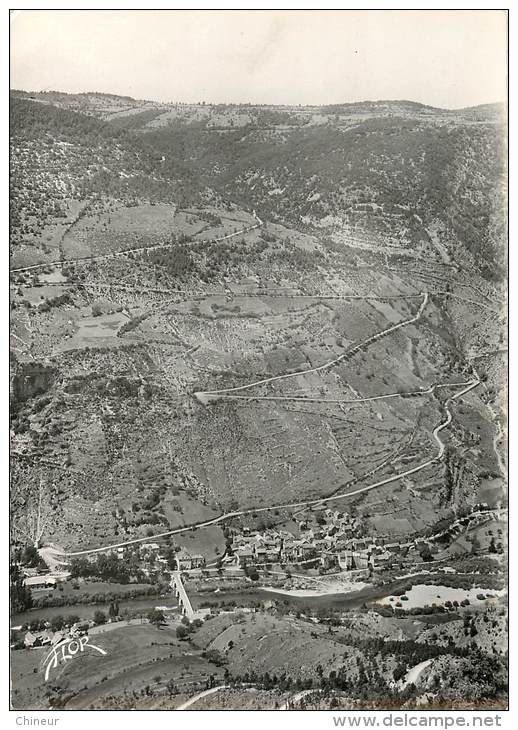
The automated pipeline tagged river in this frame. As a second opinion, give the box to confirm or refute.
[12,576,417,628]
[12,595,179,627]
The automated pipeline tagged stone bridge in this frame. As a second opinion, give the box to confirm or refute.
[171,571,195,620]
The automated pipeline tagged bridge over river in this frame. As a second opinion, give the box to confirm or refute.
[171,571,195,619]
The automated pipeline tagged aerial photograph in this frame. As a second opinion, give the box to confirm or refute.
[9,9,508,713]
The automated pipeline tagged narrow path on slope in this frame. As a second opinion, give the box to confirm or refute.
[201,380,473,405]
[399,659,433,689]
[10,212,263,274]
[175,685,228,710]
[432,379,480,457]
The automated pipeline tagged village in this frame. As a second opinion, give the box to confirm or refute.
[12,500,503,657]
[20,500,501,595]
[22,506,382,592]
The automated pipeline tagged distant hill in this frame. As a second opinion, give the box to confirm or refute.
[9,91,507,280]
[456,102,507,121]
[141,103,506,280]
[10,89,165,121]
[11,89,506,125]
[9,97,192,259]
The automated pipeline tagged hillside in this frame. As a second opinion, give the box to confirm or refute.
[142,108,506,281]
[10,93,506,546]
[11,92,506,281]
[9,91,507,710]
[10,97,195,268]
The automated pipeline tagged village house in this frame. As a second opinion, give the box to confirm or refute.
[140,543,161,554]
[23,631,38,648]
[372,548,392,565]
[280,541,298,562]
[297,542,318,561]
[255,547,268,563]
[22,567,40,578]
[235,547,255,567]
[23,626,80,650]
[51,630,66,645]
[69,622,88,637]
[176,551,205,571]
[23,629,55,648]
[320,553,338,570]
[37,629,55,645]
[23,575,57,591]
[232,535,257,551]
[338,549,371,571]
[254,546,280,564]
[266,548,280,563]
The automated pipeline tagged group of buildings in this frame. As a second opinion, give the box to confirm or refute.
[230,508,391,574]
[23,622,86,649]
[127,543,206,572]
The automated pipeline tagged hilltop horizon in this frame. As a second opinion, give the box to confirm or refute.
[10,87,507,113]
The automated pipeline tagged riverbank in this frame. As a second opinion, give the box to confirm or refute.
[259,579,368,598]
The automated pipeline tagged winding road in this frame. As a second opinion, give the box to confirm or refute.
[194,292,429,403]
[58,376,479,558]
[22,266,482,562]
[399,659,433,689]
[17,210,484,562]
[44,282,481,560]
[431,379,480,457]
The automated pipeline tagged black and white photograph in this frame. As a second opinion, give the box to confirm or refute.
[8,7,509,716]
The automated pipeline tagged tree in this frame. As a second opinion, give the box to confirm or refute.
[51,615,65,631]
[176,625,189,640]
[21,545,42,567]
[93,610,106,626]
[164,547,178,571]
[10,563,32,613]
[69,557,92,579]
[419,544,433,562]
[147,609,166,628]
[203,649,227,666]
[393,663,407,682]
